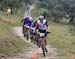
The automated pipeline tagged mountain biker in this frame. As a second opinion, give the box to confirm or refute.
[21,16,34,37]
[20,16,29,35]
[31,20,36,33]
[22,16,33,28]
[36,15,48,52]
[30,20,38,43]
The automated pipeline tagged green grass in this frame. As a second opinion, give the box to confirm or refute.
[48,21,75,58]
[0,11,30,56]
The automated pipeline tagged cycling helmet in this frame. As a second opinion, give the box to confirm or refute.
[29,17,33,21]
[38,15,44,20]
[23,15,29,19]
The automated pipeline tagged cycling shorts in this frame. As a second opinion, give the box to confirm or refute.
[38,29,47,37]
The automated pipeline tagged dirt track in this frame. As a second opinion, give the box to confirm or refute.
[7,26,57,59]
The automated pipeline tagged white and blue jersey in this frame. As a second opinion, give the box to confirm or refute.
[23,17,32,28]
[37,19,48,30]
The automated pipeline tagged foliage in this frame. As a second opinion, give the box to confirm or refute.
[35,0,75,23]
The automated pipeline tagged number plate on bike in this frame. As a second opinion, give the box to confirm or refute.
[40,33,45,37]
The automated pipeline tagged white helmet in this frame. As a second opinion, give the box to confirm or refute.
[23,15,29,19]
[39,15,44,19]
[29,17,33,21]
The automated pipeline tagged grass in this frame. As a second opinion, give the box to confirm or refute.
[0,11,30,56]
[47,21,75,58]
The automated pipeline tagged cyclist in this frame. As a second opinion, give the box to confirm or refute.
[36,15,48,52]
[21,16,34,38]
[30,20,38,43]
[24,16,34,39]
[31,20,36,33]
[20,16,29,36]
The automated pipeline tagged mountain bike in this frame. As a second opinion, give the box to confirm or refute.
[39,33,47,57]
[30,28,37,44]
[24,25,30,40]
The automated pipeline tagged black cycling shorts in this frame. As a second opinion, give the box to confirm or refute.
[38,29,47,37]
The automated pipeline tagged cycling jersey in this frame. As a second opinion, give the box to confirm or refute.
[37,19,48,30]
[23,17,32,27]
[31,20,36,28]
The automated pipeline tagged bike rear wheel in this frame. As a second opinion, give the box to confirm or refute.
[26,28,30,40]
[42,47,45,57]
[41,37,46,57]
[26,34,29,40]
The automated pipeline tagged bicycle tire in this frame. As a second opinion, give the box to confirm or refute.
[42,47,45,57]
[41,37,46,57]
[26,34,29,40]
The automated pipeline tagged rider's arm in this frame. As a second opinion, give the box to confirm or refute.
[35,21,39,29]
[46,21,48,31]
[21,19,24,23]
[31,21,34,27]
[20,19,24,26]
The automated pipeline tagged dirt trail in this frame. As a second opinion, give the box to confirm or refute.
[8,26,57,59]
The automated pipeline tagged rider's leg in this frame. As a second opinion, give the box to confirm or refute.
[45,37,47,46]
[45,47,48,52]
[42,37,48,52]
[22,25,24,34]
[25,28,29,40]
[38,37,41,48]
[36,29,40,47]
[44,33,48,52]
[23,26,26,37]
[30,30,34,43]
